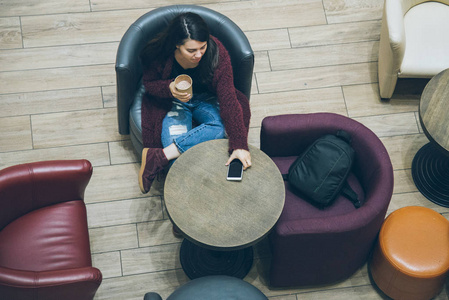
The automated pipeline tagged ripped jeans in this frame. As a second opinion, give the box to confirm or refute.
[161,93,226,154]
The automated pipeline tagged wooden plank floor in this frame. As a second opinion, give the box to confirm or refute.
[1,0,449,299]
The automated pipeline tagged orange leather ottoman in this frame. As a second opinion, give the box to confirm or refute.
[369,206,449,300]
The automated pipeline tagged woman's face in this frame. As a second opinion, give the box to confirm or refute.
[176,39,207,65]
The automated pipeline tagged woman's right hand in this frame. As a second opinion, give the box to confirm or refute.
[226,149,252,170]
[169,81,191,102]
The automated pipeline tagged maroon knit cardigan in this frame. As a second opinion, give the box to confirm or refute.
[141,36,251,153]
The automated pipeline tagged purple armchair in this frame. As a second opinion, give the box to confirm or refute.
[260,113,394,287]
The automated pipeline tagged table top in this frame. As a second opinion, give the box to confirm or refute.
[420,68,449,152]
[164,139,285,251]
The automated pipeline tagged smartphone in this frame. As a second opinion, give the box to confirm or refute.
[227,159,243,181]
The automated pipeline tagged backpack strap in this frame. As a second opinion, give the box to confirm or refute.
[336,130,352,143]
[341,182,361,208]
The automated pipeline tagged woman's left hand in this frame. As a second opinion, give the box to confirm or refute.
[226,149,252,170]
[169,81,191,102]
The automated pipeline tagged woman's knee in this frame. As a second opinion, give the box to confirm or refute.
[210,122,226,139]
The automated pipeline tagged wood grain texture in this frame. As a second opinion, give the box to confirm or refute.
[0,17,22,49]
[289,20,381,47]
[323,0,384,24]
[164,139,285,250]
[256,62,377,93]
[269,41,379,71]
[0,0,90,17]
[0,43,118,72]
[0,64,115,94]
[0,143,110,169]
[0,116,32,152]
[85,164,153,204]
[86,197,163,227]
[203,0,327,31]
[21,9,149,47]
[250,87,347,126]
[92,251,122,279]
[343,83,419,118]
[31,108,122,148]
[0,88,103,117]
[353,112,420,138]
[420,68,449,150]
[91,0,226,12]
[89,224,139,253]
[380,134,428,170]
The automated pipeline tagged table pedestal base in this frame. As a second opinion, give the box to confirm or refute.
[412,143,449,207]
[180,239,253,280]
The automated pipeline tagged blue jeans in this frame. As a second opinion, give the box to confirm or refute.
[161,93,226,153]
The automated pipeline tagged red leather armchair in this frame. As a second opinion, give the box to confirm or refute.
[0,160,102,300]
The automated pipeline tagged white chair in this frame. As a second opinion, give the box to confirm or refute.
[378,0,449,99]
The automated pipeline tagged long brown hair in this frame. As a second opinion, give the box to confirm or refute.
[140,12,219,85]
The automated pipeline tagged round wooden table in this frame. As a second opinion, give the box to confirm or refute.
[412,68,449,206]
[164,139,285,279]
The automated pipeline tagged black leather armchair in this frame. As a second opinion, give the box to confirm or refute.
[115,5,254,155]
[143,275,267,300]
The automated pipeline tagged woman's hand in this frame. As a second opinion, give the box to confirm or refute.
[169,81,191,103]
[226,149,252,170]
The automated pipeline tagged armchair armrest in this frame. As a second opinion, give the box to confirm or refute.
[260,113,344,157]
[144,292,163,300]
[209,16,254,100]
[378,0,406,98]
[261,114,305,157]
[0,266,102,300]
[116,25,145,135]
[0,160,93,230]
[385,0,406,51]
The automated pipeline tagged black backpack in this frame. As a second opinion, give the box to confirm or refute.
[282,130,361,209]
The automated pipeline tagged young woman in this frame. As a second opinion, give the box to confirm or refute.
[138,12,252,194]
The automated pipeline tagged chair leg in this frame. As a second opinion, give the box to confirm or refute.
[378,70,397,100]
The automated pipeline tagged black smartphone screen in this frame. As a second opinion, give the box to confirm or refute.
[227,159,243,180]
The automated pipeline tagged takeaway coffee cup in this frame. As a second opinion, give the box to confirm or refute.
[174,74,193,97]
